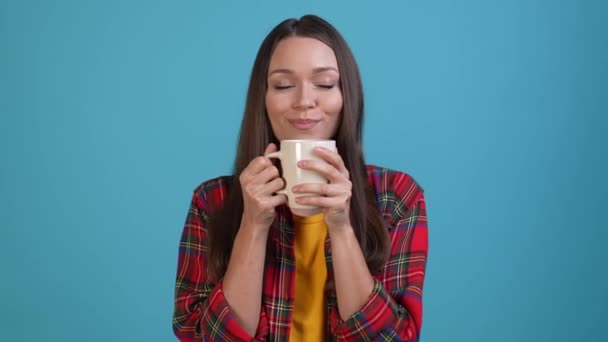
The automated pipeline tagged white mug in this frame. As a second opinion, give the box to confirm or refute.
[266,139,337,216]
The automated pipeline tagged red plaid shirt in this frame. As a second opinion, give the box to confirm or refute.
[173,165,428,341]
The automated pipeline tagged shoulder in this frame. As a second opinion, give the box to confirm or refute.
[366,164,425,221]
[191,175,235,211]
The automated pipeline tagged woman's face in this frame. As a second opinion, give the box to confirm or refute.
[265,37,343,141]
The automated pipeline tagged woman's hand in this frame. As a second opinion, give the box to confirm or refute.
[292,147,352,231]
[239,143,287,231]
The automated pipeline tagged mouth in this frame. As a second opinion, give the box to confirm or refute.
[288,118,321,130]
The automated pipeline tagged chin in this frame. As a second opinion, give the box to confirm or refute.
[284,132,333,141]
[295,134,316,139]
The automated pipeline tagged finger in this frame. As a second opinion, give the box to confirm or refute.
[314,147,348,176]
[265,177,285,194]
[256,164,280,183]
[297,159,343,182]
[292,183,348,197]
[243,156,272,177]
[268,192,288,207]
[264,143,278,156]
[243,143,278,178]
[295,195,349,209]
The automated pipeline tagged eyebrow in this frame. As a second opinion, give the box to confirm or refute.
[268,66,339,75]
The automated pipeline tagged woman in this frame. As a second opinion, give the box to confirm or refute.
[173,14,428,341]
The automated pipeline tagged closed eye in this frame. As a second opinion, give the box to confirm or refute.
[317,84,336,89]
[273,85,293,90]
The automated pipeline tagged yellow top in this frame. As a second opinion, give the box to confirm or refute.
[289,213,328,342]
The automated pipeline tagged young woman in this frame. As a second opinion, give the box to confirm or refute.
[173,14,428,341]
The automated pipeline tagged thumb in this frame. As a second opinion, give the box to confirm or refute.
[263,143,278,156]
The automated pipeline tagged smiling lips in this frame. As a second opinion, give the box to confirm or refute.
[288,118,321,130]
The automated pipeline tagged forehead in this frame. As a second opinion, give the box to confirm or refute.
[268,36,339,72]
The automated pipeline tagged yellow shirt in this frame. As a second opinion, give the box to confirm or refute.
[289,213,328,342]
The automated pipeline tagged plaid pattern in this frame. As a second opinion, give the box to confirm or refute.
[173,165,428,341]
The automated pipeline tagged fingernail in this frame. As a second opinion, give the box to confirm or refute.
[297,160,307,167]
[292,186,300,192]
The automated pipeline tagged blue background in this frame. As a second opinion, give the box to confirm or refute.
[1,0,606,341]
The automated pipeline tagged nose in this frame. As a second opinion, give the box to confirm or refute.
[292,84,316,110]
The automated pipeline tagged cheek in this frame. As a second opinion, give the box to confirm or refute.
[322,92,343,115]
[323,93,343,135]
[265,93,277,114]
[265,93,289,116]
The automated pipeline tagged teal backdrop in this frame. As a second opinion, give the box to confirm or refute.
[1,0,606,341]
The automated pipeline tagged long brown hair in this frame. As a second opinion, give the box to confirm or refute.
[207,15,389,281]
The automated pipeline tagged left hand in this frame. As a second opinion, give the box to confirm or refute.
[292,147,352,230]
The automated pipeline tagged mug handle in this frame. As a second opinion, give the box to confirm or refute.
[265,151,281,159]
[265,151,286,196]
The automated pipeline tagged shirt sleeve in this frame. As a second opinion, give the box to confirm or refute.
[330,176,428,341]
[172,191,269,342]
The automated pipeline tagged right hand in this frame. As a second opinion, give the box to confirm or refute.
[239,143,287,230]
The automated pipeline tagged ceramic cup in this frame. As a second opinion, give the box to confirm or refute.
[265,139,337,216]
